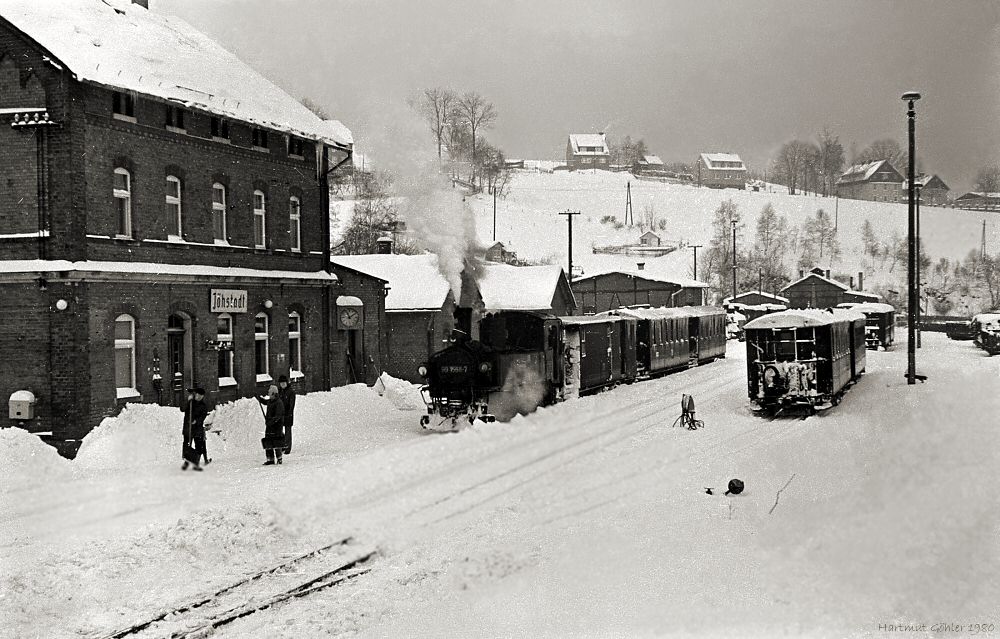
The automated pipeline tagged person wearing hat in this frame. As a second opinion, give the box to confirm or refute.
[277,374,296,454]
[180,386,209,471]
[257,384,285,465]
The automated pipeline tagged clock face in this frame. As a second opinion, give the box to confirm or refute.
[339,308,360,328]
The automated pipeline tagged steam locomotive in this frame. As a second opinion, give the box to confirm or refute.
[972,312,1000,355]
[744,307,866,413]
[418,306,726,430]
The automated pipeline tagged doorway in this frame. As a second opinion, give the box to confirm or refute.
[167,313,194,406]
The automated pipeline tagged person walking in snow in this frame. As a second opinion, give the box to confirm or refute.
[277,374,296,455]
[257,384,285,465]
[181,386,208,471]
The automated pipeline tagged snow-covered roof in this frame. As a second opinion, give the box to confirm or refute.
[330,254,451,311]
[851,302,896,314]
[722,291,790,304]
[699,153,746,170]
[0,0,352,148]
[956,192,1000,200]
[573,269,708,289]
[336,295,363,307]
[568,133,608,154]
[0,259,337,281]
[638,155,663,165]
[780,272,850,293]
[844,290,881,301]
[838,160,900,184]
[478,264,572,312]
[744,308,849,330]
[611,305,722,320]
[832,307,866,322]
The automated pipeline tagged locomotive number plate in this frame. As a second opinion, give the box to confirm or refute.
[441,365,468,373]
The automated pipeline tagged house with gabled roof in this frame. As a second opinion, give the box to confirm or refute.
[722,291,790,307]
[571,266,708,314]
[696,153,747,189]
[634,155,665,175]
[566,133,610,171]
[901,174,950,206]
[836,160,903,202]
[955,192,1000,211]
[781,268,881,309]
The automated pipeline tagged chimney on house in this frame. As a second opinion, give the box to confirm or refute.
[825,269,831,279]
[858,271,864,290]
[799,269,804,278]
[132,0,149,8]
[636,262,645,271]
[850,276,855,290]
[376,237,393,255]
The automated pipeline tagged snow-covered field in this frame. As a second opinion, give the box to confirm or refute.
[465,170,996,295]
[3,335,998,638]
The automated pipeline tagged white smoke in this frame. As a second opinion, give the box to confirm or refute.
[352,98,481,301]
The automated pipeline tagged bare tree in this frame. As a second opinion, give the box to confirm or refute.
[857,138,906,170]
[775,140,814,195]
[456,92,497,185]
[974,163,1000,193]
[410,87,456,162]
[817,128,845,196]
[300,96,331,119]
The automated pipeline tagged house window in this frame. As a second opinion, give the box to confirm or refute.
[289,196,301,252]
[288,136,304,158]
[112,92,135,120]
[114,168,132,238]
[582,157,593,165]
[210,117,230,140]
[165,106,186,131]
[254,313,270,380]
[252,128,269,149]
[166,175,182,239]
[114,314,137,394]
[212,183,227,244]
[217,313,234,382]
[253,190,267,249]
[288,312,302,375]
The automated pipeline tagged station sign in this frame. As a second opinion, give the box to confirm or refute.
[211,289,248,313]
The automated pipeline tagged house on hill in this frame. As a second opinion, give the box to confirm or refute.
[485,241,516,264]
[639,231,661,247]
[901,174,950,206]
[955,192,1000,211]
[634,155,665,175]
[0,0,354,455]
[781,268,881,309]
[836,160,904,202]
[478,264,577,315]
[566,133,610,171]
[571,267,708,314]
[696,153,747,189]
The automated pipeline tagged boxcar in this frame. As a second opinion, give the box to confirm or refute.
[741,303,787,323]
[744,308,863,412]
[560,315,636,397]
[681,306,727,364]
[834,307,867,377]
[850,302,896,350]
[614,307,692,376]
[972,312,1000,355]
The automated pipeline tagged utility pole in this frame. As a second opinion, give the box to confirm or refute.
[982,219,987,260]
[759,268,763,295]
[731,220,738,302]
[902,90,921,385]
[916,183,922,348]
[559,209,581,281]
[624,181,634,226]
[492,187,497,242]
[690,244,703,280]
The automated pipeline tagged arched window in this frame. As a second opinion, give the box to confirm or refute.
[166,175,182,239]
[289,196,301,252]
[254,312,270,380]
[114,314,137,396]
[253,190,267,249]
[212,182,227,244]
[288,311,302,375]
[217,313,235,384]
[114,168,132,238]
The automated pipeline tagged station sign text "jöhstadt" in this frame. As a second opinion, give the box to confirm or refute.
[211,289,248,313]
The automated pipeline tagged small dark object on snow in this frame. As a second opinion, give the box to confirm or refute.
[673,394,704,430]
[705,487,714,495]
[725,479,744,495]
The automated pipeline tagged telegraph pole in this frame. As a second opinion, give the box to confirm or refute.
[731,220,738,302]
[902,90,921,385]
[690,244,703,280]
[916,183,922,348]
[492,188,497,241]
[624,181,634,226]
[559,209,581,281]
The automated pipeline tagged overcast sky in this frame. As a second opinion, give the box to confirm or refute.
[158,0,999,192]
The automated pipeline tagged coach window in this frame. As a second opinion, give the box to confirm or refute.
[166,175,182,239]
[288,311,302,377]
[253,190,267,249]
[255,313,270,381]
[114,314,138,398]
[289,196,301,252]
[212,183,228,245]
[114,168,132,238]
[217,313,235,386]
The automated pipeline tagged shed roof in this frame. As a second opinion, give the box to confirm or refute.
[568,133,608,154]
[573,269,708,289]
[330,254,451,311]
[0,0,352,148]
[851,302,896,314]
[723,291,790,304]
[478,264,574,312]
[744,308,848,330]
[780,272,850,293]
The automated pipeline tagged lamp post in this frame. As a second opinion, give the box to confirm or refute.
[902,91,921,384]
[916,182,922,348]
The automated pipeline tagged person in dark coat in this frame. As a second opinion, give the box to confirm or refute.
[277,374,296,454]
[181,387,209,471]
[257,384,285,465]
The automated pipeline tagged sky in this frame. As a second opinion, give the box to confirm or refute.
[156,0,1000,193]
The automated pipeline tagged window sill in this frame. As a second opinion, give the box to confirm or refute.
[256,374,273,383]
[214,239,230,246]
[166,234,185,243]
[252,146,270,153]
[212,136,232,144]
[290,370,305,380]
[114,234,134,240]
[116,387,141,399]
[165,125,187,135]
[112,114,137,123]
[218,376,238,388]
[288,154,304,161]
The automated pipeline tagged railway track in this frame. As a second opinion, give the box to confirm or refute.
[97,537,375,639]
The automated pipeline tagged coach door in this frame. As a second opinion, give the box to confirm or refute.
[167,313,194,406]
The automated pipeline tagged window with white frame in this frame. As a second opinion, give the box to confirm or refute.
[253,190,267,248]
[217,313,234,383]
[288,312,302,375]
[254,313,270,379]
[114,168,132,238]
[289,196,301,252]
[166,175,182,239]
[212,183,227,244]
[114,314,137,395]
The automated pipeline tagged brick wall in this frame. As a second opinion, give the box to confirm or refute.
[383,304,455,383]
[329,265,388,386]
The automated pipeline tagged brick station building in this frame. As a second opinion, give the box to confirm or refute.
[0,0,358,456]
